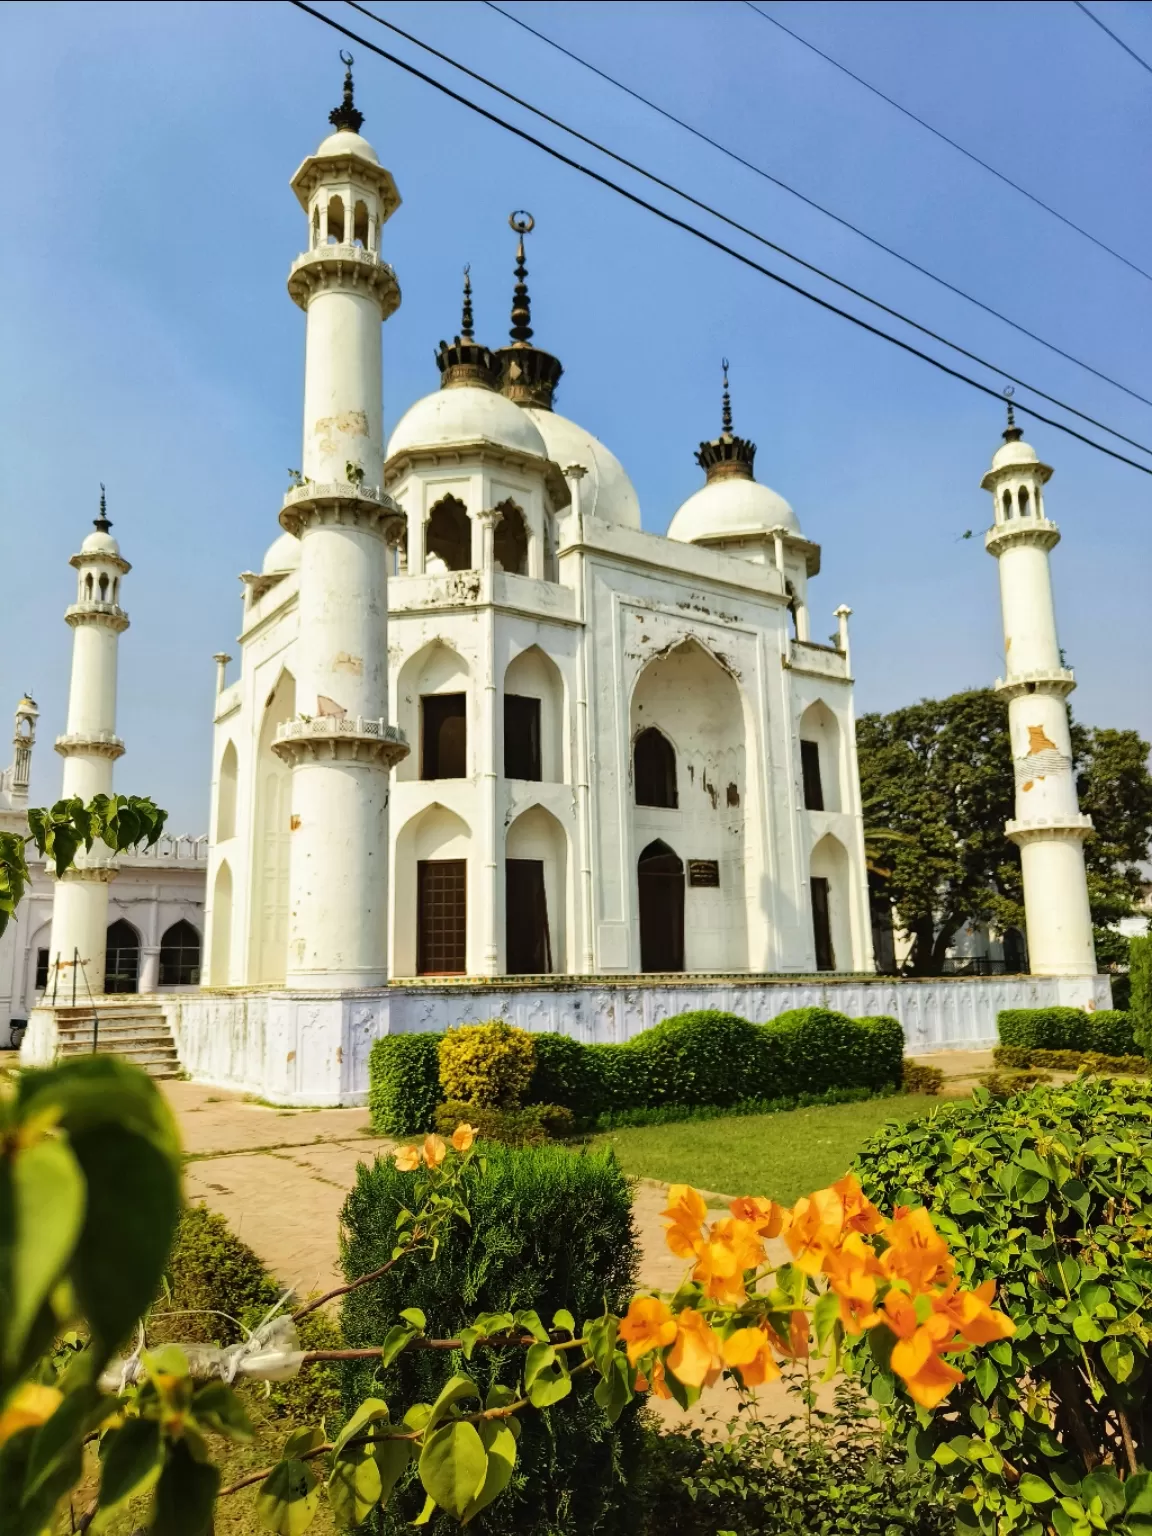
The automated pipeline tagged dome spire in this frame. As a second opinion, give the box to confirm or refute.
[436,265,498,390]
[1002,385,1023,443]
[460,264,475,342]
[497,211,563,410]
[328,50,364,134]
[94,483,112,533]
[695,359,756,483]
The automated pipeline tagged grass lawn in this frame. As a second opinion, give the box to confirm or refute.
[586,1093,951,1204]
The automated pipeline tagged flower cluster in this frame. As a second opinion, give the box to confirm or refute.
[393,1124,476,1171]
[620,1174,1013,1410]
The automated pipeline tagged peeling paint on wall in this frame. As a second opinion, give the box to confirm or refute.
[334,652,363,674]
[1027,725,1058,754]
[290,815,301,830]
[313,410,370,457]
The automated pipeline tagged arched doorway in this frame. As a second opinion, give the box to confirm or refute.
[159,920,201,986]
[105,920,140,994]
[638,840,684,972]
[1003,927,1027,973]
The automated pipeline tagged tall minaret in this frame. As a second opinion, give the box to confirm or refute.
[0,694,38,808]
[271,57,409,989]
[982,405,1096,977]
[47,489,130,997]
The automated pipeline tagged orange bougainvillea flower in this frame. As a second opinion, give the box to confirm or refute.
[666,1308,725,1389]
[662,1184,708,1259]
[786,1186,846,1274]
[635,1357,672,1398]
[450,1123,476,1152]
[620,1295,678,1363]
[722,1327,781,1388]
[691,1217,765,1304]
[831,1173,886,1236]
[394,1145,422,1171]
[0,1384,63,1446]
[422,1134,447,1168]
[729,1195,790,1238]
[890,1326,966,1409]
[930,1281,1015,1349]
[880,1206,954,1292]
[767,1309,812,1361]
[822,1234,883,1333]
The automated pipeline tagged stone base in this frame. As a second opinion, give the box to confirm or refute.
[150,971,1113,1108]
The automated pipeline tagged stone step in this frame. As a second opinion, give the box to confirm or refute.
[57,1028,174,1045]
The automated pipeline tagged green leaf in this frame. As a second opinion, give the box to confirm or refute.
[1081,1470,1125,1519]
[92,1417,162,1528]
[412,1492,437,1526]
[1072,1313,1104,1344]
[1019,1475,1055,1505]
[1101,1337,1135,1384]
[593,1354,634,1422]
[419,1421,488,1520]
[513,1308,548,1342]
[257,1458,322,1534]
[1061,1178,1090,1217]
[974,1356,998,1400]
[328,1446,382,1528]
[192,1380,254,1442]
[400,1307,426,1332]
[812,1289,841,1350]
[523,1343,557,1392]
[283,1425,326,1459]
[375,1436,412,1509]
[462,1420,518,1524]
[379,1323,414,1368]
[152,1438,221,1536]
[426,1373,480,1431]
[552,1309,576,1334]
[5,1137,85,1375]
[1016,1171,1051,1205]
[1125,1471,1152,1516]
[332,1397,389,1457]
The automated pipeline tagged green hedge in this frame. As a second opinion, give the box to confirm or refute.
[369,1008,904,1134]
[340,1142,641,1535]
[997,1006,1137,1056]
[1133,933,1152,1053]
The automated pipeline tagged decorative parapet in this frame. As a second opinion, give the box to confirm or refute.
[287,245,400,318]
[1006,813,1094,846]
[985,518,1060,557]
[279,481,405,540]
[995,666,1076,700]
[54,731,125,761]
[64,602,129,633]
[785,638,850,682]
[132,833,210,863]
[271,715,409,769]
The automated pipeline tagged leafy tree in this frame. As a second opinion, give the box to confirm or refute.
[856,691,1152,975]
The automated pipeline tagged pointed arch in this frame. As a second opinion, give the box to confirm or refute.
[633,726,677,808]
[503,645,564,783]
[216,740,238,841]
[253,668,295,982]
[210,860,233,985]
[637,839,684,972]
[810,832,850,973]
[506,804,568,973]
[798,699,841,813]
[493,500,529,575]
[396,640,470,783]
[394,804,472,976]
[105,918,141,994]
[159,920,201,986]
[425,495,471,573]
[326,194,345,243]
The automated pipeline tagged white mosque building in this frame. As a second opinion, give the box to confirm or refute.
[22,66,1108,1101]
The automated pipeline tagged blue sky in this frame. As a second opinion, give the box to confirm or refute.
[2,0,1149,832]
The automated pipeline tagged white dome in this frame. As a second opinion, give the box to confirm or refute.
[523,408,641,530]
[263,531,300,574]
[387,387,549,461]
[81,528,120,557]
[313,128,379,164]
[991,436,1040,471]
[667,475,800,546]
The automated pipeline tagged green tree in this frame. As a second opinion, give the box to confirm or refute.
[856,691,1152,975]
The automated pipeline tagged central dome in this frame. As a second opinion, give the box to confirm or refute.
[387,387,549,461]
[523,408,641,530]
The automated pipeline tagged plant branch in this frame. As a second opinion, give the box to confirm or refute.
[292,1235,425,1322]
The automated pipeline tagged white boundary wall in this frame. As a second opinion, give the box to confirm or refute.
[134,971,1113,1107]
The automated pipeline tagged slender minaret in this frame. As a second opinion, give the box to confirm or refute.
[0,694,38,808]
[982,404,1096,976]
[47,489,130,998]
[272,56,408,989]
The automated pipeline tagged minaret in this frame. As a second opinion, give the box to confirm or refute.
[272,56,409,989]
[0,694,38,808]
[982,403,1096,976]
[47,489,130,997]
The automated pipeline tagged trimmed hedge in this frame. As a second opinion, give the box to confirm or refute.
[994,1043,1152,1076]
[368,1008,905,1134]
[341,1142,641,1535]
[1133,933,1152,1053]
[997,1006,1137,1056]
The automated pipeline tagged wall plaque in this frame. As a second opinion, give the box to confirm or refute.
[688,859,720,887]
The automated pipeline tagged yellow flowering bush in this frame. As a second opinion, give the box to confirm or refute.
[438,1019,536,1109]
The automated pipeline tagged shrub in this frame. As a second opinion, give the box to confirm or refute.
[433,1099,574,1145]
[529,1032,604,1123]
[901,1061,945,1095]
[439,1019,536,1108]
[998,1006,1136,1057]
[341,1143,641,1534]
[1087,1008,1138,1056]
[369,1032,442,1134]
[1130,934,1152,1052]
[982,1068,1051,1097]
[993,1044,1152,1076]
[853,1077,1152,1535]
[768,1009,904,1094]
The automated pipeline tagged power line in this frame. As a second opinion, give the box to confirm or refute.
[344,0,1152,458]
[1073,0,1152,77]
[744,1,1152,285]
[482,0,1152,413]
[286,0,1152,478]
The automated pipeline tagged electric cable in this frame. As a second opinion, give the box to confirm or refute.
[287,0,1152,477]
[482,0,1152,412]
[744,1,1152,285]
[1073,0,1152,76]
[344,0,1152,457]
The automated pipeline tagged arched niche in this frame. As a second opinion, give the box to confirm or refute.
[503,645,564,783]
[633,726,677,808]
[493,501,529,576]
[210,860,233,986]
[506,804,567,973]
[105,919,141,994]
[253,668,295,983]
[810,832,851,973]
[798,699,841,813]
[425,495,471,573]
[216,740,238,842]
[396,641,470,784]
[394,804,471,977]
[637,839,684,973]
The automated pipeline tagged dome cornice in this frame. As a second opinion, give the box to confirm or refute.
[384,440,571,510]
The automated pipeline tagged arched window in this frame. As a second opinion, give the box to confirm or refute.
[634,727,677,808]
[112,577,119,603]
[105,920,140,994]
[159,920,201,986]
[216,741,238,841]
[84,573,93,598]
[425,495,471,573]
[637,840,684,972]
[327,195,345,243]
[1002,489,1013,521]
[98,572,109,600]
[493,502,529,575]
[1018,485,1030,516]
[353,199,369,246]
[311,205,320,247]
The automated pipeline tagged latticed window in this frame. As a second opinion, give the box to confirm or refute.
[160,920,201,986]
[417,861,467,975]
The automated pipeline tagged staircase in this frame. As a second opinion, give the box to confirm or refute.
[53,1001,181,1079]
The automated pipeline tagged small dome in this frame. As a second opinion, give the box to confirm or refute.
[991,436,1040,471]
[313,128,379,165]
[263,531,300,575]
[523,408,641,530]
[81,528,120,557]
[387,386,549,461]
[668,476,800,546]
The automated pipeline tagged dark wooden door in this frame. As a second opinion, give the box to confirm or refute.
[417,860,467,975]
[811,876,835,971]
[638,841,685,972]
[506,858,552,973]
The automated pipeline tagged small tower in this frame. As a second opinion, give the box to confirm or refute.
[0,694,38,808]
[436,267,499,390]
[47,488,131,997]
[982,405,1096,976]
[273,56,409,988]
